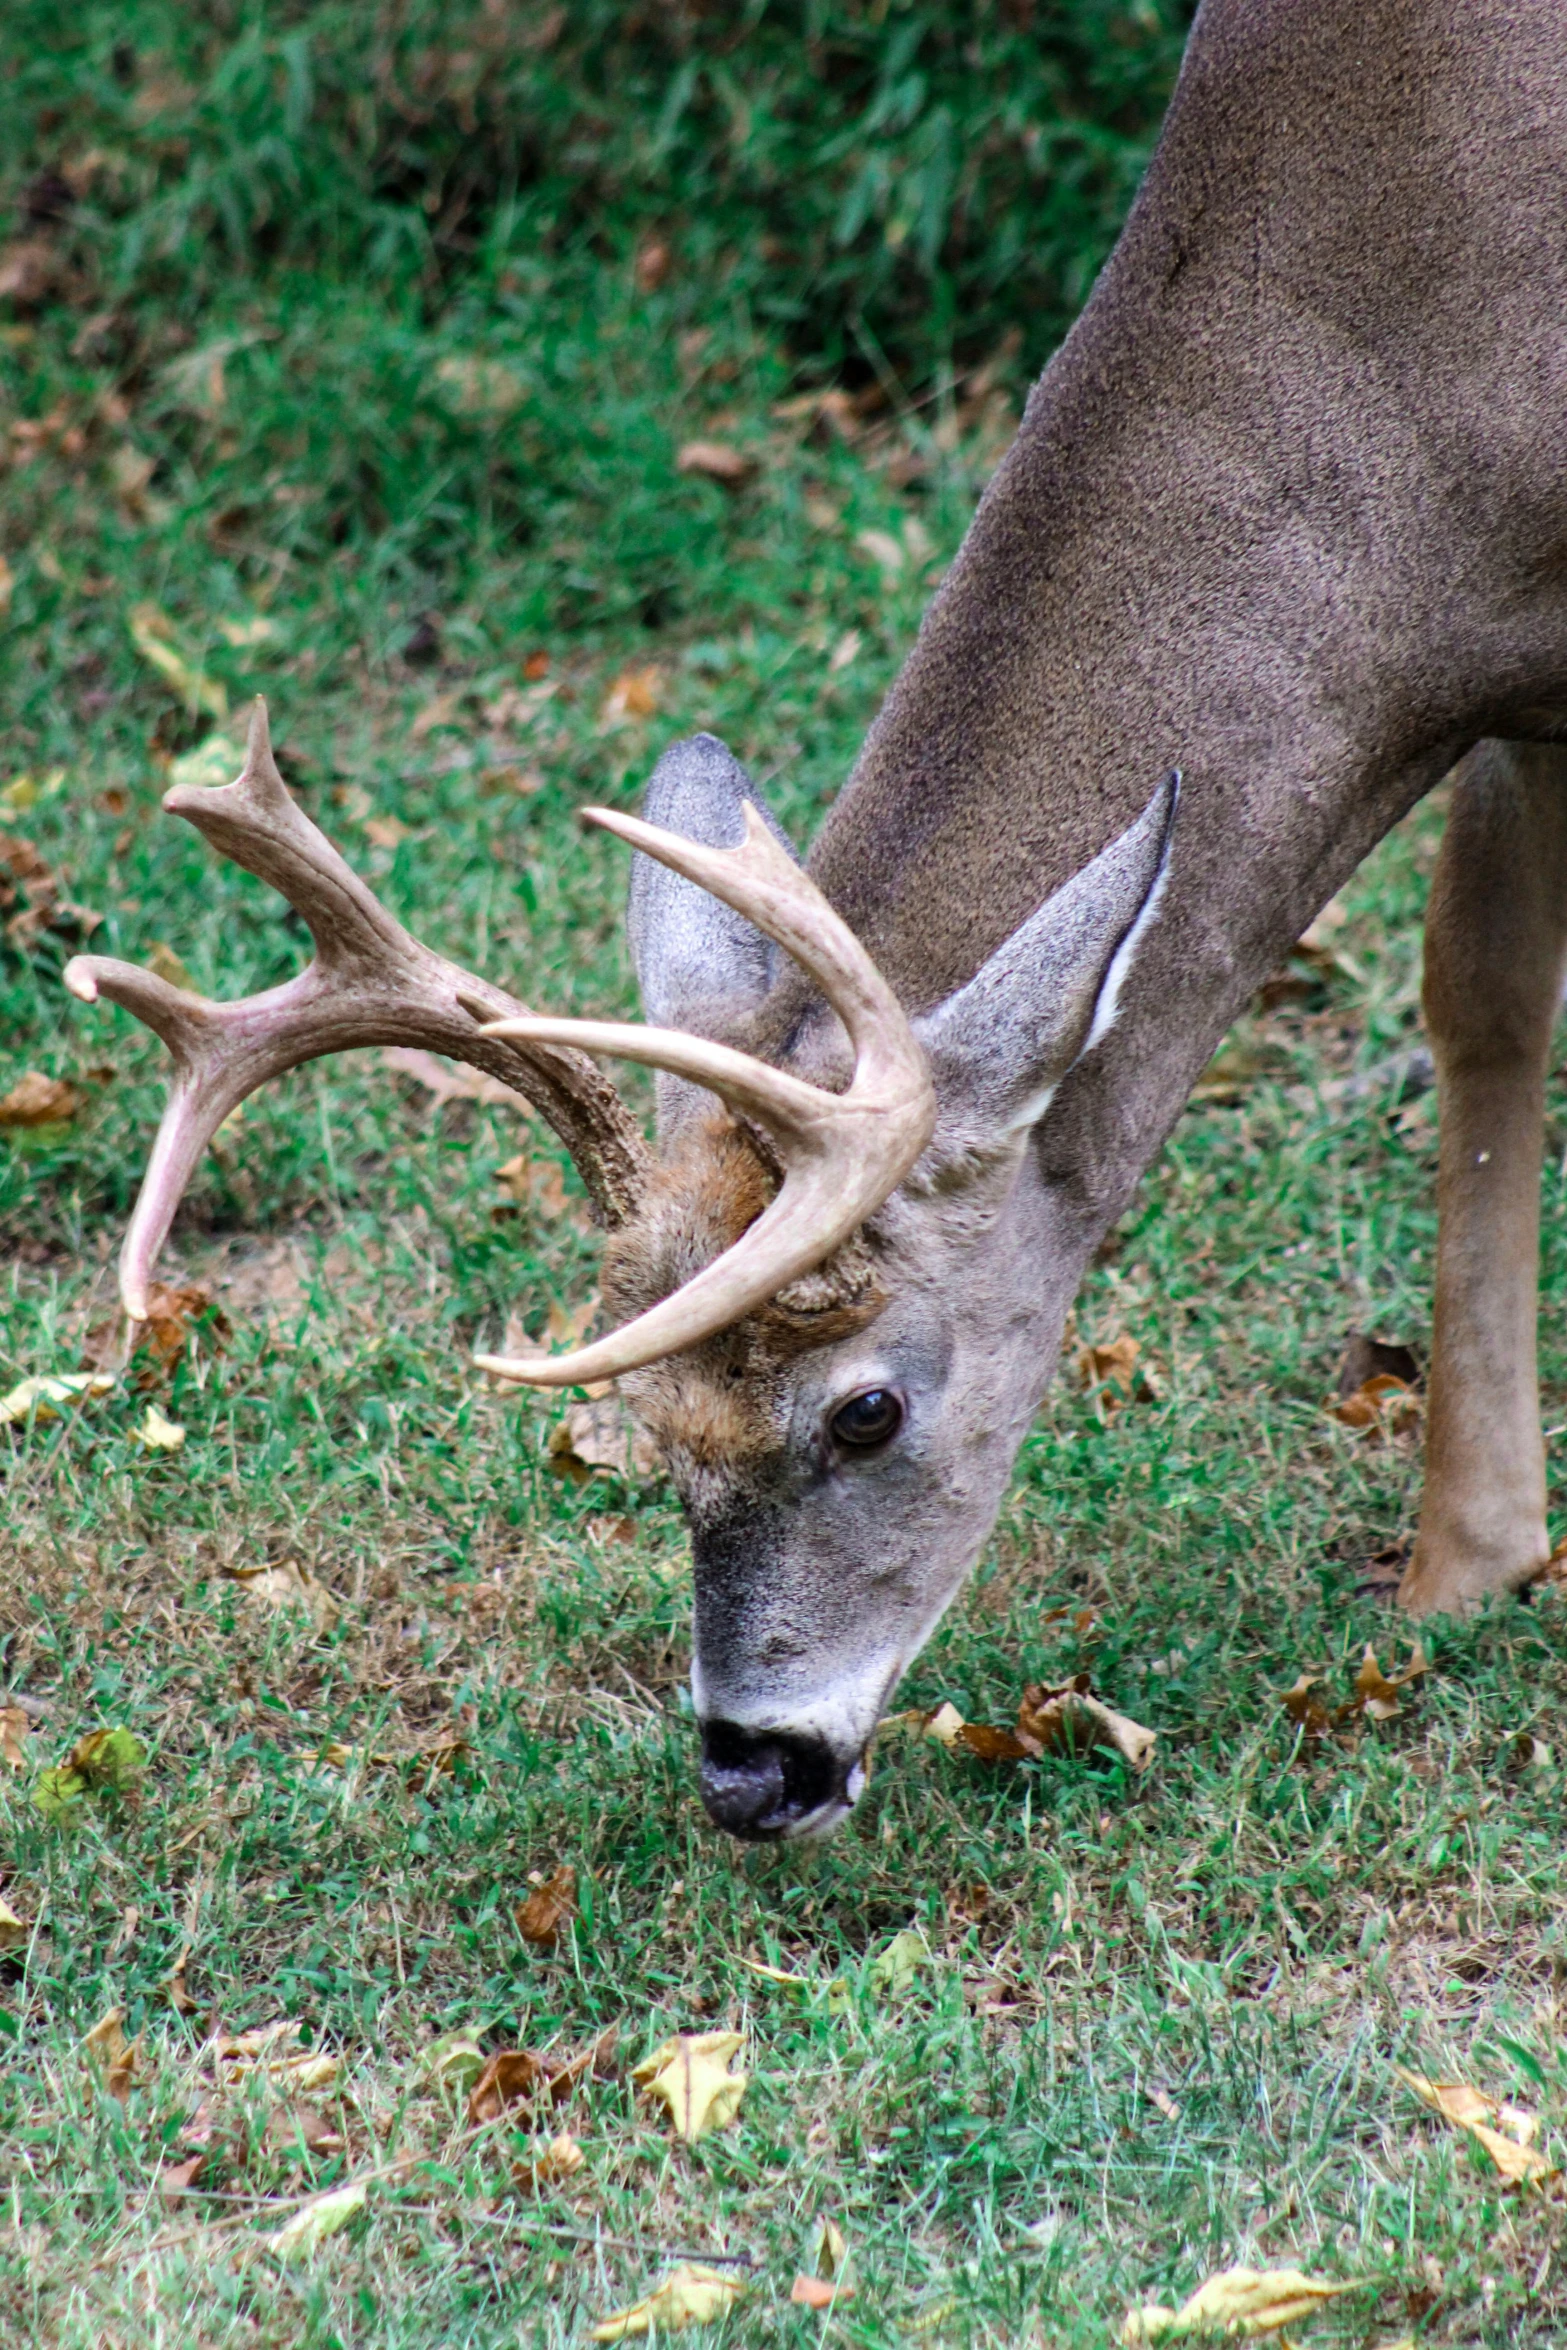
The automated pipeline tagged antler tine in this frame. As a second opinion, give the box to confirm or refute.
[65,698,649,1318]
[473,802,936,1389]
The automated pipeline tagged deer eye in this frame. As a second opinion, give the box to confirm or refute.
[829,1387,904,1451]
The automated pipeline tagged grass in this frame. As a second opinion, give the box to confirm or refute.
[6,7,1567,2347]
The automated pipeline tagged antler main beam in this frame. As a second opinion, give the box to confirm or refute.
[472,803,937,1387]
[65,699,649,1318]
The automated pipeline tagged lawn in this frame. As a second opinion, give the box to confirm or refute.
[5,7,1567,2347]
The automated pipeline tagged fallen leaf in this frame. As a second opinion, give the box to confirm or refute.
[513,2130,585,2192]
[600,664,663,725]
[1119,2266,1358,2342]
[591,2263,746,2339]
[128,604,227,718]
[364,815,411,849]
[1279,1674,1338,1740]
[1146,2086,1181,2122]
[676,439,756,488]
[0,1895,29,1951]
[1076,1332,1156,1414]
[0,1704,31,1769]
[1328,1373,1420,1435]
[127,1282,227,1386]
[380,1045,518,1109]
[224,1558,339,1637]
[267,2177,368,2256]
[426,2032,486,2090]
[516,1863,576,1945]
[214,2020,340,2091]
[133,1403,185,1450]
[266,2102,344,2159]
[83,2007,141,2104]
[1508,1731,1554,1771]
[0,1070,84,1125]
[868,1929,928,2000]
[0,1370,115,1427]
[159,2153,206,2201]
[827,628,861,673]
[0,554,12,615]
[1336,1331,1420,1396]
[633,2030,747,2142]
[1281,1646,1428,1741]
[216,615,279,648]
[547,1395,662,1484]
[34,1725,146,1821]
[791,2275,853,2308]
[1,824,100,947]
[1353,1643,1428,1722]
[1395,2066,1555,2183]
[0,237,63,307]
[1016,1679,1157,1772]
[466,2025,618,2124]
[807,2217,849,2279]
[167,733,244,791]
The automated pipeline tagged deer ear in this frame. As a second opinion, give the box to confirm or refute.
[916,772,1178,1147]
[628,733,802,1133]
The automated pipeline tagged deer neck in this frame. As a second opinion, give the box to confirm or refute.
[784,0,1567,1255]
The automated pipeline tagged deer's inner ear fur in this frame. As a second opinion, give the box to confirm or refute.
[628,732,803,1137]
[915,771,1178,1155]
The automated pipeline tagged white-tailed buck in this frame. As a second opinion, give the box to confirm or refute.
[69,0,1567,1837]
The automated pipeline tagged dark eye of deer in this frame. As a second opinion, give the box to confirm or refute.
[830,1388,903,1450]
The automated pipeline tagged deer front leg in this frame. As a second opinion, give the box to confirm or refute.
[1400,741,1567,1617]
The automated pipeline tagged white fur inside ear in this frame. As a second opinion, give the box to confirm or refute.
[1080,833,1174,1056]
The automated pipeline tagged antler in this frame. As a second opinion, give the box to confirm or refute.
[471,802,936,1388]
[65,698,649,1319]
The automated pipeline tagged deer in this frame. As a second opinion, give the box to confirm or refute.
[66,0,1567,1840]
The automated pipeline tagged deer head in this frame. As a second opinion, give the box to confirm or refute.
[68,703,1173,1842]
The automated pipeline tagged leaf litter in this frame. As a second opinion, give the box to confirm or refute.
[920,1677,1156,1773]
[1118,2265,1360,2342]
[591,2263,746,2339]
[633,2031,747,2142]
[1395,2066,1557,2185]
[1280,1645,1428,1741]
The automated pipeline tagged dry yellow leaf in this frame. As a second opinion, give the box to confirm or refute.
[267,2177,367,2255]
[1017,1680,1157,1773]
[513,2130,585,2192]
[633,2030,747,2142]
[0,1704,30,1770]
[1119,2265,1358,2341]
[0,1894,29,1951]
[225,1559,338,1637]
[167,733,244,790]
[215,2019,340,2091]
[676,440,757,488]
[600,664,663,726]
[133,1403,185,1450]
[0,1371,114,1426]
[128,604,228,718]
[0,1071,85,1126]
[83,2007,141,2104]
[591,2263,746,2339]
[1395,2066,1554,2182]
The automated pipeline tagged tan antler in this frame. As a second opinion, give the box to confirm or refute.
[471,802,936,1388]
[65,698,649,1319]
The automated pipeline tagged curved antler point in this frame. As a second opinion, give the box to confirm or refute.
[63,957,99,1003]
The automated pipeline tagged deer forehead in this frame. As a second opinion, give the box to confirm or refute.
[604,1113,892,1469]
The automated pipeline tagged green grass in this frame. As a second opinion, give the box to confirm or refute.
[6,7,1567,2347]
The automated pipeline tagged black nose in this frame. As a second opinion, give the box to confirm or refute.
[698,1719,845,1840]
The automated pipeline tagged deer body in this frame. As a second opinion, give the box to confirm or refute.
[75,0,1567,1839]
